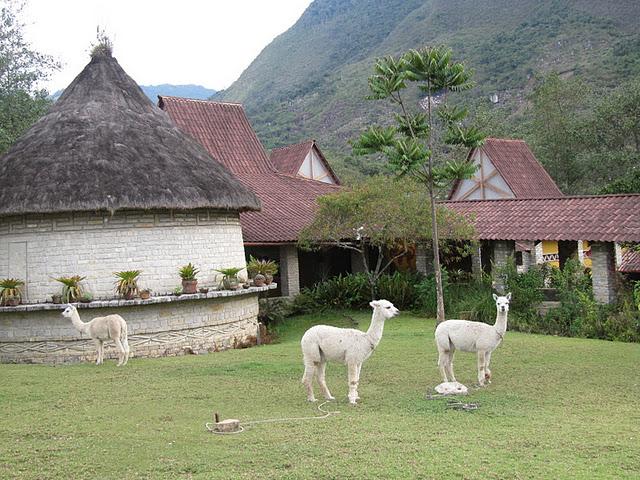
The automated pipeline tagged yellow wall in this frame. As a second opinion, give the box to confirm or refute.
[541,240,592,268]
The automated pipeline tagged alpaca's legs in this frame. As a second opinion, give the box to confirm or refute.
[316,361,334,400]
[114,337,125,366]
[347,362,359,405]
[121,336,130,366]
[94,339,103,365]
[484,351,492,383]
[477,351,487,386]
[302,361,318,402]
[355,364,362,401]
[445,350,457,383]
[437,349,450,382]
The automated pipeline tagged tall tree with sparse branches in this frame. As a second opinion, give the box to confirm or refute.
[352,46,485,322]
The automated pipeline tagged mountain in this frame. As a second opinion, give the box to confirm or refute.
[216,0,640,181]
[52,84,216,103]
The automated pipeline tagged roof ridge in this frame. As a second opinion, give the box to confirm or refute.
[442,193,640,203]
[159,95,243,106]
[271,139,315,153]
[485,137,526,142]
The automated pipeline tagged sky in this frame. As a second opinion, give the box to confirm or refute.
[21,0,313,93]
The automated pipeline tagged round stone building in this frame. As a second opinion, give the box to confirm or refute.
[0,48,267,363]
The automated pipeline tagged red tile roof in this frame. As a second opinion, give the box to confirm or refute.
[159,96,341,243]
[619,249,640,273]
[270,139,341,184]
[443,194,640,242]
[450,138,563,200]
[270,140,314,175]
[482,138,563,198]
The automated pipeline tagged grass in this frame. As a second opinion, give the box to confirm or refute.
[1,311,639,479]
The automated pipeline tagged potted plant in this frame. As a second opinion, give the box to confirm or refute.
[214,267,243,290]
[114,270,141,300]
[247,256,278,286]
[54,275,86,303]
[0,278,24,306]
[178,263,200,294]
[79,292,93,303]
[140,289,151,300]
[173,286,182,296]
[51,293,63,304]
[199,287,209,294]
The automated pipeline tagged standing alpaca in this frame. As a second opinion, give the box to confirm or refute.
[435,293,511,386]
[62,304,130,366]
[301,299,399,405]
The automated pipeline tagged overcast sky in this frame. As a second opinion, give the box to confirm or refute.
[22,0,312,93]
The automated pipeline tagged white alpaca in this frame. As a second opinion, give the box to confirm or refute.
[435,293,511,386]
[301,299,399,405]
[62,304,130,366]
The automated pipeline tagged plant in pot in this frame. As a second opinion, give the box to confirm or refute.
[0,278,24,306]
[214,267,243,290]
[247,256,279,286]
[54,275,86,303]
[114,270,141,300]
[140,288,151,300]
[179,263,200,294]
[79,292,93,303]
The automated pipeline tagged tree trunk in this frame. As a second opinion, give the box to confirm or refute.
[429,189,445,322]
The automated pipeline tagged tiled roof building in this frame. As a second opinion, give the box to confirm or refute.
[158,96,344,295]
[158,97,341,244]
[270,140,340,185]
[449,138,563,200]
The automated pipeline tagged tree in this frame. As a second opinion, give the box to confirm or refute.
[351,46,484,321]
[527,73,592,194]
[298,176,472,300]
[0,0,58,154]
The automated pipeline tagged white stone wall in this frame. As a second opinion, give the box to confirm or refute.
[0,292,260,364]
[0,209,247,302]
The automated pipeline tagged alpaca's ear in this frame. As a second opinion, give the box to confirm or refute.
[492,293,498,301]
[506,292,512,301]
[369,300,379,308]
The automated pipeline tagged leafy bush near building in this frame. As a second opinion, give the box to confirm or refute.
[289,261,639,343]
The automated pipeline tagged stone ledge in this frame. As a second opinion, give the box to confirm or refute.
[0,283,276,314]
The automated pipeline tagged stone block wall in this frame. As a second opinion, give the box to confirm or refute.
[591,241,617,304]
[0,292,261,364]
[0,209,247,302]
[279,245,300,297]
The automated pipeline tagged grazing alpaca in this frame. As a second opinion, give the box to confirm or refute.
[435,293,511,386]
[301,299,399,405]
[62,304,130,366]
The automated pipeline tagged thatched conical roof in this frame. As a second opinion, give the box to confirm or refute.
[0,50,260,217]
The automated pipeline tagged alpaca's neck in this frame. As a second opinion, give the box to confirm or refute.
[365,311,386,347]
[70,310,88,334]
[494,310,508,336]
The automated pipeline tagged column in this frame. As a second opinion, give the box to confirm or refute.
[415,244,433,276]
[470,242,483,279]
[492,240,515,293]
[590,241,617,304]
[279,245,300,297]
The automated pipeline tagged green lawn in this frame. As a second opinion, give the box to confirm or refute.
[1,311,639,479]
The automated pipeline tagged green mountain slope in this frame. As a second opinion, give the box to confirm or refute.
[217,0,640,180]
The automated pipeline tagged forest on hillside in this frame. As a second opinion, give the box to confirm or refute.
[217,0,640,193]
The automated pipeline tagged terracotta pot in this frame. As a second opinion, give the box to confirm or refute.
[253,274,266,287]
[199,288,209,294]
[182,279,198,294]
[265,274,273,285]
[5,297,20,307]
[140,290,151,300]
[222,277,239,290]
[52,294,62,304]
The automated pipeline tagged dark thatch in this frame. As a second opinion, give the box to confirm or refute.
[0,50,260,217]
